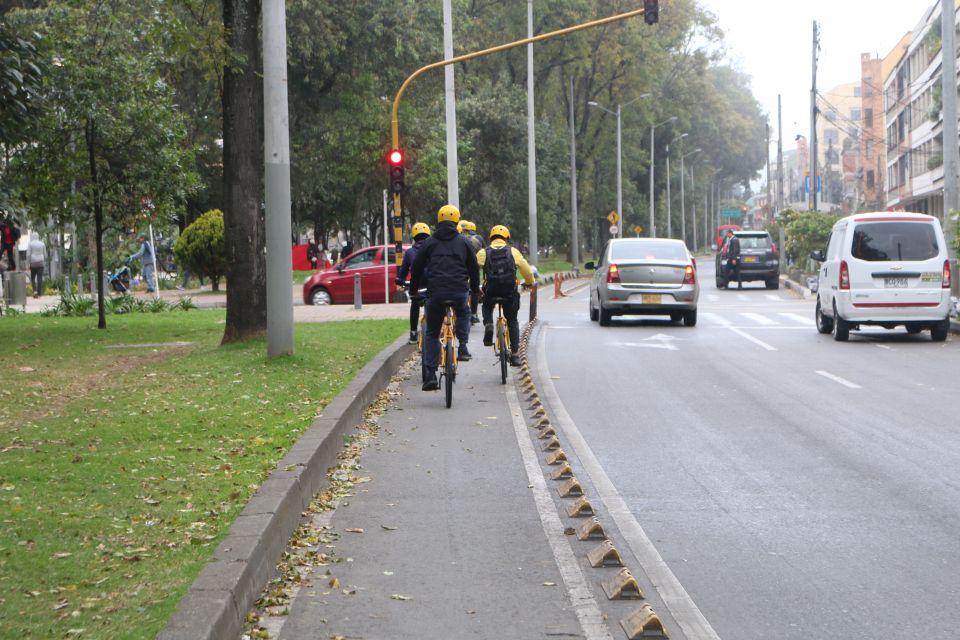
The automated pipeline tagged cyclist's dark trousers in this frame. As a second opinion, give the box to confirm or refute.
[422,292,471,371]
[481,289,520,354]
[409,299,421,333]
[470,291,479,317]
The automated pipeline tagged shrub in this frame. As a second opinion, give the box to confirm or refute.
[784,210,836,272]
[174,209,226,291]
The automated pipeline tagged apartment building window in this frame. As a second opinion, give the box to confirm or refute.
[854,87,861,98]
[850,108,861,122]
[866,170,875,189]
[824,128,839,146]
[864,108,873,128]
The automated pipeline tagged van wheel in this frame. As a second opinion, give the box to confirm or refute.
[815,298,833,334]
[589,298,599,322]
[831,302,849,342]
[766,278,780,290]
[931,318,949,342]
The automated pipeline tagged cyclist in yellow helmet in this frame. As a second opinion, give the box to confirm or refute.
[396,222,432,344]
[476,224,535,367]
[410,205,481,391]
[457,220,486,325]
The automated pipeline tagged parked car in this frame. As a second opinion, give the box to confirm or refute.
[302,244,410,305]
[810,212,951,341]
[586,238,699,327]
[715,230,780,289]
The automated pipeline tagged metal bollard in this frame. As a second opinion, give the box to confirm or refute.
[528,282,538,322]
[63,274,71,297]
[89,272,97,295]
[353,273,362,309]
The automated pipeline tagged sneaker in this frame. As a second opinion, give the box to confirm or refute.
[510,353,522,367]
[422,369,439,391]
[471,314,480,325]
[408,330,417,344]
[482,324,494,346]
[458,345,472,362]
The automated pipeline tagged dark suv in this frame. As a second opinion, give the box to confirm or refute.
[715,230,780,289]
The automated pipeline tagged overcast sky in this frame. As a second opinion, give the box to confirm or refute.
[699,0,937,165]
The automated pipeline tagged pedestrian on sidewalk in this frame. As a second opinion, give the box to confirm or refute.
[410,205,480,391]
[397,222,431,344]
[477,224,535,367]
[27,233,47,298]
[0,216,20,271]
[128,234,157,293]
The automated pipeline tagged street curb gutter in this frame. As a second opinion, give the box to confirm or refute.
[157,334,414,640]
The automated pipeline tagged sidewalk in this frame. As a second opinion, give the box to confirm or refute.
[159,276,674,640]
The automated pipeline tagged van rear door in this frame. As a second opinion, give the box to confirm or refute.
[847,218,945,307]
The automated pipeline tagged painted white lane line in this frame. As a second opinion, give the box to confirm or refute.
[707,314,778,351]
[505,379,613,640]
[536,328,722,640]
[765,294,781,302]
[778,312,814,326]
[875,344,894,351]
[706,294,720,303]
[736,294,749,302]
[815,370,862,389]
[740,312,779,326]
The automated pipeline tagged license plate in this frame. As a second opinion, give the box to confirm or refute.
[743,256,758,263]
[641,294,661,304]
[884,277,907,288]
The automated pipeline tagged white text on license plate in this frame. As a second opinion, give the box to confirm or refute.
[884,277,907,288]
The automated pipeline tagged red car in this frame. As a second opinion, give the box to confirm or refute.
[302,244,411,305]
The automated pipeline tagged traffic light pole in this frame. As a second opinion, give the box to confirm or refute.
[389,4,655,264]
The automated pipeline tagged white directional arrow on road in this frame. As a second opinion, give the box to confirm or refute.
[616,334,684,351]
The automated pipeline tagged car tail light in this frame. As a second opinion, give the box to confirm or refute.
[772,242,780,257]
[839,260,850,290]
[607,263,621,284]
[943,259,952,289]
[683,264,696,285]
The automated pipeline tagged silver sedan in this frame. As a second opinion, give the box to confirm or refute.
[586,238,700,327]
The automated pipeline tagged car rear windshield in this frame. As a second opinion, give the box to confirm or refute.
[851,222,939,262]
[611,240,686,261]
[736,235,772,250]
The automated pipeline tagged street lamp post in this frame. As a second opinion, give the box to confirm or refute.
[588,94,650,238]
[680,147,701,249]
[665,132,688,238]
[649,116,677,238]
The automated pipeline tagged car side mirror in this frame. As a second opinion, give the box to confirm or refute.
[585,261,596,270]
[809,250,825,262]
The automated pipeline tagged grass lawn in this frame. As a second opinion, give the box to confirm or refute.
[292,270,316,285]
[535,257,587,275]
[0,311,404,638]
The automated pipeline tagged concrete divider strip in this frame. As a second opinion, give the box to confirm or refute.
[157,334,414,640]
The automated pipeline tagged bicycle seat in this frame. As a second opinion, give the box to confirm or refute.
[438,299,458,306]
[486,297,510,305]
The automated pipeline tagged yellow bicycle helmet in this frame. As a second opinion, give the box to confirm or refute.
[460,220,477,233]
[489,224,510,240]
[437,204,461,224]
[411,222,431,239]
[456,220,465,233]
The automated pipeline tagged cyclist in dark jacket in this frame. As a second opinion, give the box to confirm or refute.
[396,222,432,344]
[410,205,481,391]
[458,219,485,325]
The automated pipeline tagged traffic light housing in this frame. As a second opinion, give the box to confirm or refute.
[644,0,659,25]
[388,149,405,195]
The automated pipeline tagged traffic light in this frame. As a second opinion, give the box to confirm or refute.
[388,149,405,195]
[644,0,659,25]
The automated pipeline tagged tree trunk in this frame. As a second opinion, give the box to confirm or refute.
[221,0,266,344]
[86,118,106,330]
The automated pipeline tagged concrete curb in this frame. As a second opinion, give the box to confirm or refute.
[779,274,812,299]
[157,334,415,640]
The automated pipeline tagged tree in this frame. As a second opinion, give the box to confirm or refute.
[6,3,198,328]
[0,18,43,146]
[221,0,265,343]
[174,208,226,290]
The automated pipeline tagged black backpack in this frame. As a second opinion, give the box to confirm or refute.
[484,245,517,293]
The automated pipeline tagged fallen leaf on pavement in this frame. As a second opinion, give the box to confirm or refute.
[543,582,557,587]
[381,525,397,531]
[390,594,412,601]
[328,577,339,589]
[344,528,364,534]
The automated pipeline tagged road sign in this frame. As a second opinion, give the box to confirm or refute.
[609,225,619,235]
[632,225,643,235]
[607,211,620,225]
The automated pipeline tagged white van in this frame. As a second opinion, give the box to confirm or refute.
[811,212,952,342]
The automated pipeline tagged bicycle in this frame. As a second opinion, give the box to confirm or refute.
[486,295,511,384]
[436,300,458,407]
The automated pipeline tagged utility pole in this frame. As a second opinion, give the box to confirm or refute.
[766,122,772,223]
[442,0,460,207]
[942,0,959,294]
[777,94,785,212]
[810,20,820,212]
[263,0,294,357]
[526,0,538,265]
[569,78,580,268]
[690,165,697,251]
[665,143,672,238]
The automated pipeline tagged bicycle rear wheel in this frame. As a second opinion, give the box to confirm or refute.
[444,340,455,408]
[497,322,508,384]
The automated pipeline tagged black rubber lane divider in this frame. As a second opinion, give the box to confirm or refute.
[157,335,414,640]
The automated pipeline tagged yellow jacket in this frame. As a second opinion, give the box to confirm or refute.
[476,239,536,286]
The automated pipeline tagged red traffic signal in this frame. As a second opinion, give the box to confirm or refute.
[644,0,659,25]
[388,149,405,195]
[388,149,404,166]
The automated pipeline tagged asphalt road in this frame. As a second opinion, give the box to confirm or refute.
[537,259,960,639]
